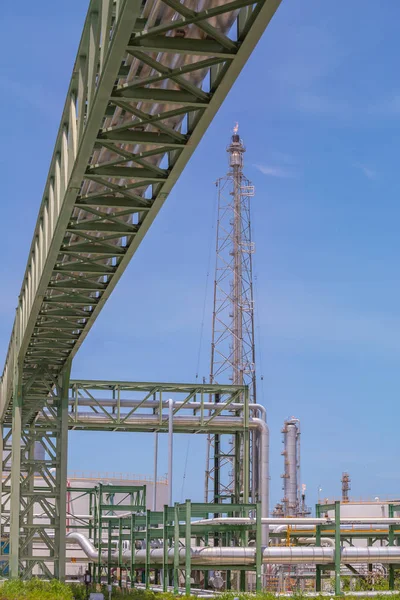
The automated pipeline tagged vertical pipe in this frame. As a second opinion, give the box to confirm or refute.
[256,501,262,592]
[243,388,249,505]
[153,433,158,511]
[168,400,173,507]
[254,417,269,547]
[185,499,191,596]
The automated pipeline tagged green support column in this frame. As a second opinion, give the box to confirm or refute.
[119,518,123,588]
[174,503,180,594]
[185,500,191,596]
[131,513,136,588]
[226,570,231,590]
[315,504,321,593]
[55,361,72,580]
[241,388,250,592]
[256,501,262,592]
[9,358,22,578]
[145,510,150,589]
[93,489,98,584]
[163,506,168,592]
[97,484,103,584]
[389,504,395,590]
[334,501,341,596]
[108,521,112,585]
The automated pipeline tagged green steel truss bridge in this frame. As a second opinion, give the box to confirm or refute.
[0,0,281,580]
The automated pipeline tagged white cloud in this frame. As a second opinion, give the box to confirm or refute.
[254,164,296,179]
[353,162,377,180]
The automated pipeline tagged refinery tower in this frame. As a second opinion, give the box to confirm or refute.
[204,125,257,505]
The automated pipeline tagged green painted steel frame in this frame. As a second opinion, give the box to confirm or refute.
[2,363,71,579]
[0,0,283,425]
[0,0,283,579]
[66,380,249,433]
[316,501,341,596]
[1,379,249,580]
[80,499,261,593]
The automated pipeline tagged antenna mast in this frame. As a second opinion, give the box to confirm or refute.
[205,125,257,504]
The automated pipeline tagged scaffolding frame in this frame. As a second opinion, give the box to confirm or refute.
[0,379,250,578]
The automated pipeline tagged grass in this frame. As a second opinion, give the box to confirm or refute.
[2,581,400,600]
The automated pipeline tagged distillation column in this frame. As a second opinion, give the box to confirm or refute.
[280,417,309,517]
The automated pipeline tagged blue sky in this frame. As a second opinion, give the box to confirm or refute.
[1,0,400,510]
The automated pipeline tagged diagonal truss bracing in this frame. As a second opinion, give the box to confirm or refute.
[0,0,282,424]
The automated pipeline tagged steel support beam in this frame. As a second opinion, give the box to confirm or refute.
[1,0,283,430]
[5,364,72,579]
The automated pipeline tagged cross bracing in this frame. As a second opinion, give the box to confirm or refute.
[0,0,282,424]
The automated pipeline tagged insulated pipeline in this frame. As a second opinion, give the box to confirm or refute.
[67,533,400,566]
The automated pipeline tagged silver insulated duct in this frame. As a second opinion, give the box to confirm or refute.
[67,533,400,566]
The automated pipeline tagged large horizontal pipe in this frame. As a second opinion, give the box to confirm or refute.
[193,517,328,526]
[38,412,269,540]
[66,399,265,414]
[38,412,257,432]
[67,533,400,566]
[192,517,400,526]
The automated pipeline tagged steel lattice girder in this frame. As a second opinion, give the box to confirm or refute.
[0,0,282,423]
[59,379,249,432]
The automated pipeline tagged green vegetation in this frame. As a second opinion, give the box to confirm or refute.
[0,578,73,600]
[3,582,400,600]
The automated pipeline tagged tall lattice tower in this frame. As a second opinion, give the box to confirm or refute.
[204,125,256,505]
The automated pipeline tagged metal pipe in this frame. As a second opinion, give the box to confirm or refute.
[298,537,334,547]
[191,517,400,526]
[192,517,329,526]
[68,534,400,566]
[168,399,173,506]
[153,432,158,511]
[38,410,270,523]
[252,417,269,546]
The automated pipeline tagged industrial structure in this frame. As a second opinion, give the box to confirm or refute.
[205,125,257,506]
[276,417,310,518]
[342,472,351,503]
[0,0,282,581]
[2,0,400,595]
